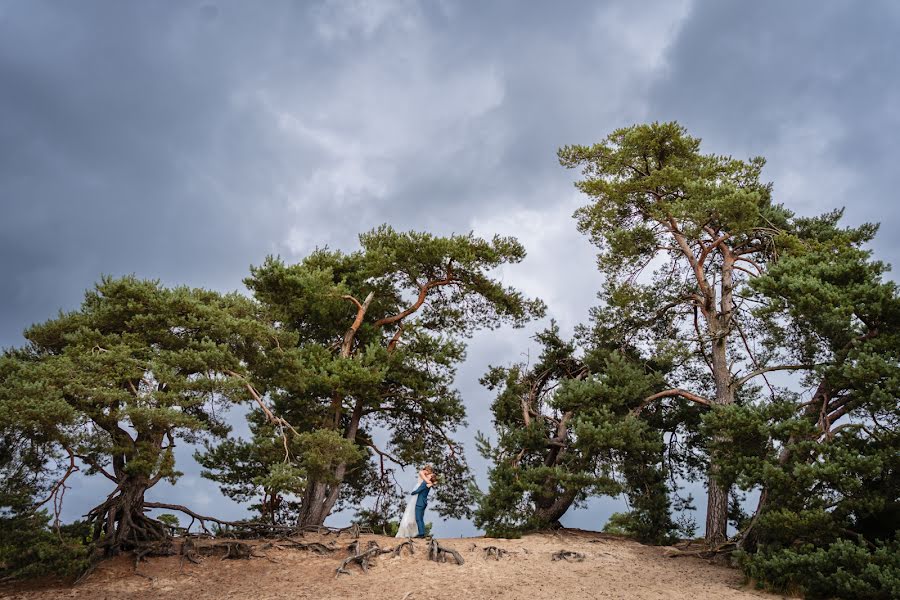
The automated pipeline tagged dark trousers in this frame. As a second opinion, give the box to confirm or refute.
[415,503,426,536]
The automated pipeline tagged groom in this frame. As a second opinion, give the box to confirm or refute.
[410,466,436,538]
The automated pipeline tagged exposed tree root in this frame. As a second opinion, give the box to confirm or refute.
[482,546,509,560]
[664,541,736,560]
[336,541,383,576]
[145,503,371,540]
[551,550,585,562]
[389,539,415,557]
[299,523,372,538]
[335,539,417,576]
[75,497,372,584]
[428,539,464,565]
[274,540,336,555]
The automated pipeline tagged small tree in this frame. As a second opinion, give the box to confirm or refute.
[209,225,545,527]
[195,411,304,525]
[475,324,682,543]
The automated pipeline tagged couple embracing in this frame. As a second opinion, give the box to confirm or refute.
[395,465,437,538]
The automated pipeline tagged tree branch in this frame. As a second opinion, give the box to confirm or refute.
[341,291,375,357]
[732,364,813,388]
[632,388,713,415]
[373,262,457,329]
[225,370,299,460]
[698,233,731,267]
[363,440,407,468]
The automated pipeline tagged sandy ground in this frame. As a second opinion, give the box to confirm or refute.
[1,529,788,600]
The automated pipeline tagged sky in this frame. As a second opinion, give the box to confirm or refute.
[2,0,899,537]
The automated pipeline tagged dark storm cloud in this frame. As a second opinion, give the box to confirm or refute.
[2,0,897,533]
[647,0,900,268]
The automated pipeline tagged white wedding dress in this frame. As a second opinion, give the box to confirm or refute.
[395,476,422,538]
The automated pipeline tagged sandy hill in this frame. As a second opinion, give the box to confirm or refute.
[2,529,785,600]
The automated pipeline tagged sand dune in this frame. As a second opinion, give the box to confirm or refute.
[2,529,786,600]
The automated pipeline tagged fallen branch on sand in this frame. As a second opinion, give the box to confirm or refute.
[663,541,736,560]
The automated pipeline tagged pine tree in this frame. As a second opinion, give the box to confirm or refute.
[474,324,683,543]
[204,225,545,527]
[705,211,900,597]
[558,122,800,543]
[0,276,271,557]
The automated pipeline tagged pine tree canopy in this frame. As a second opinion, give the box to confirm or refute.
[198,225,545,527]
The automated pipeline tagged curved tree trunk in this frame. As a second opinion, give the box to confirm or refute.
[533,488,577,527]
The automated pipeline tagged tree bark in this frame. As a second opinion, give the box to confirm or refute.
[533,488,578,527]
[297,481,331,527]
[704,463,729,544]
[87,475,171,556]
[701,248,737,544]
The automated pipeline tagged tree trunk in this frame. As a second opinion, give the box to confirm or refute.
[533,488,577,527]
[87,475,170,556]
[297,398,366,528]
[704,464,729,545]
[297,480,332,527]
[705,324,734,543]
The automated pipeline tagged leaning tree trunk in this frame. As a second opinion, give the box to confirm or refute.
[533,488,578,528]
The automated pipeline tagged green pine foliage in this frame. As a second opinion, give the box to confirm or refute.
[702,209,900,597]
[203,225,544,527]
[474,324,681,544]
[0,276,273,557]
[0,512,90,580]
[737,537,900,600]
[0,126,896,600]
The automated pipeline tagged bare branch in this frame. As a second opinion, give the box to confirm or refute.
[341,291,375,357]
[32,448,78,517]
[733,364,814,389]
[632,388,714,415]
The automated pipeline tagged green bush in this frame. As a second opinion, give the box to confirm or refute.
[738,536,900,600]
[0,511,89,580]
[601,510,677,545]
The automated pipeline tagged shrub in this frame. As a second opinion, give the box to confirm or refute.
[0,511,89,580]
[737,536,900,600]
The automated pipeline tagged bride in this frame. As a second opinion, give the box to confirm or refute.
[396,466,436,538]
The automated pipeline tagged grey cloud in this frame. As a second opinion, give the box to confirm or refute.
[647,0,900,267]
